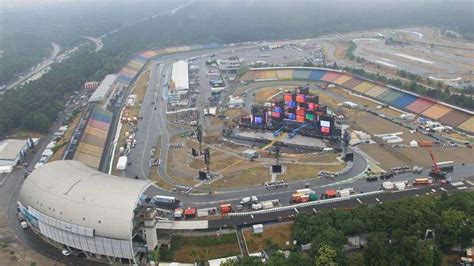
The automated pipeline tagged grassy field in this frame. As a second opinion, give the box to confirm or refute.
[243,223,294,253]
[161,234,241,263]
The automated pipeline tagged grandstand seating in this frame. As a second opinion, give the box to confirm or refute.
[276,70,293,80]
[438,109,472,127]
[240,68,473,133]
[353,81,376,93]
[321,72,341,82]
[332,75,352,85]
[292,69,312,80]
[458,117,474,132]
[309,70,327,81]
[422,103,452,120]
[405,98,435,113]
[264,70,278,79]
[341,77,363,89]
[74,107,112,170]
[380,90,404,103]
[365,86,387,98]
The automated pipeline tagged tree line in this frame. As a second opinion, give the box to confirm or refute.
[0,46,133,139]
[224,192,473,266]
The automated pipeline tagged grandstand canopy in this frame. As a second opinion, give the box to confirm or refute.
[19,160,151,240]
[171,60,189,91]
[89,74,117,103]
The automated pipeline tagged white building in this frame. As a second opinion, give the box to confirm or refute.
[228,96,244,108]
[89,74,117,103]
[171,60,189,92]
[18,160,153,263]
[218,56,242,72]
[0,139,28,173]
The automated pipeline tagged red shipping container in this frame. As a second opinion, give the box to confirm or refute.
[296,108,305,116]
[297,115,305,122]
[325,189,337,198]
[272,112,281,118]
[220,204,232,214]
[284,94,293,102]
[321,127,330,134]
[307,102,315,110]
[300,195,310,202]
[296,94,305,103]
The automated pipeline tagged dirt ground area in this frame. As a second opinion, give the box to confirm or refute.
[167,135,345,188]
[360,144,474,170]
[331,41,349,60]
[0,216,61,266]
[170,234,240,263]
[225,108,248,120]
[253,85,296,104]
[344,108,432,144]
[0,240,61,266]
[244,223,294,253]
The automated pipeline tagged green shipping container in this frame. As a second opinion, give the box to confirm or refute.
[306,113,314,120]
[309,193,319,201]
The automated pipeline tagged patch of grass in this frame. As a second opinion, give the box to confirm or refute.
[244,224,294,253]
[170,234,241,263]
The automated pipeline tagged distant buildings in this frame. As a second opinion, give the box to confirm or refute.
[0,139,28,173]
[218,56,242,72]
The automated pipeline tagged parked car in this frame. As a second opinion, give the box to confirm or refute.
[20,221,28,229]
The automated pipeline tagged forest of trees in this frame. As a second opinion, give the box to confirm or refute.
[0,46,133,138]
[224,192,474,266]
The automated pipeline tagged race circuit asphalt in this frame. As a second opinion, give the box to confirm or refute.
[116,45,474,212]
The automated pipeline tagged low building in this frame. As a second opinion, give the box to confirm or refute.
[218,56,242,72]
[171,60,189,92]
[18,160,153,264]
[228,96,244,108]
[89,74,117,103]
[0,139,28,173]
[242,149,259,160]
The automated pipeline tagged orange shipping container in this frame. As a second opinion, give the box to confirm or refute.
[220,204,232,214]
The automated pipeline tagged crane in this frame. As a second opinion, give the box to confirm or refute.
[288,124,307,139]
[273,126,286,137]
[411,130,446,179]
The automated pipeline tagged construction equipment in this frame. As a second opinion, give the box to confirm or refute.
[273,126,286,137]
[288,124,307,139]
[411,130,446,180]
[262,132,288,151]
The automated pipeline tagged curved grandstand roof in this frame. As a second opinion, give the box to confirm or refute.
[19,160,151,240]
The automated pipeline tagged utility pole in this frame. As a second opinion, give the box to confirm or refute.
[196,125,203,155]
[204,148,211,173]
[274,145,281,165]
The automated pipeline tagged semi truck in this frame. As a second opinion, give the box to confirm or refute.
[413,178,433,185]
[154,195,180,205]
[292,189,318,203]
